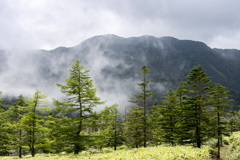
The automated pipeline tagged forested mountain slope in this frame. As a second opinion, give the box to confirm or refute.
[0,35,240,109]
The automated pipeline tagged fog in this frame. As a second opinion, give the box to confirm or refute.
[0,35,155,113]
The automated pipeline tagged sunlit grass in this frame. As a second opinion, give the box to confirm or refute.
[0,145,210,160]
[224,131,240,160]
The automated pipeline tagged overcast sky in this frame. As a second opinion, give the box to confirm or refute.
[1,0,240,50]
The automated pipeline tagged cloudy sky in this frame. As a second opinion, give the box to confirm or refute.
[1,0,240,50]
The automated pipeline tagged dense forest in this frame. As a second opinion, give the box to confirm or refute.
[1,59,240,159]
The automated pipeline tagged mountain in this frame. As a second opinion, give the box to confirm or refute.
[0,35,240,111]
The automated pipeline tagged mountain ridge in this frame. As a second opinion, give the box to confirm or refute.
[0,35,240,110]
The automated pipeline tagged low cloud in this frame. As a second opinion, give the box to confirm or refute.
[1,0,240,50]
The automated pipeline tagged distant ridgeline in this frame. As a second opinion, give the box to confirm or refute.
[0,34,240,109]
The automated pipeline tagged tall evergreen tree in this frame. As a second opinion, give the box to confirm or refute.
[53,59,104,154]
[149,100,162,145]
[208,83,232,159]
[174,81,197,145]
[129,65,154,147]
[7,94,26,158]
[125,105,144,148]
[20,89,51,157]
[228,117,238,134]
[95,104,125,150]
[0,92,10,156]
[184,65,211,148]
[111,108,125,150]
[158,89,179,145]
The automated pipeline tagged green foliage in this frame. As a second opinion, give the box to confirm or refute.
[93,104,125,150]
[228,117,238,134]
[225,131,240,160]
[0,145,211,160]
[7,94,27,158]
[129,65,155,147]
[125,105,144,148]
[1,61,239,158]
[53,59,104,154]
[174,81,192,145]
[158,89,179,145]
[0,110,10,156]
[207,83,232,158]
[182,65,212,148]
[149,100,162,145]
[0,91,11,156]
[19,89,51,157]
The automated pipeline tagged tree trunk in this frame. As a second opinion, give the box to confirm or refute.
[74,123,82,154]
[19,130,22,158]
[196,125,201,148]
[217,106,220,159]
[74,91,83,154]
[19,146,22,158]
[143,72,147,148]
[114,129,117,150]
[31,147,35,157]
[74,142,80,154]
[197,103,201,148]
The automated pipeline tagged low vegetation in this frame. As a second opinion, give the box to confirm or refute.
[224,131,240,160]
[1,60,240,159]
[1,145,211,160]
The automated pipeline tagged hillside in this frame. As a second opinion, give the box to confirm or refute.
[0,35,240,110]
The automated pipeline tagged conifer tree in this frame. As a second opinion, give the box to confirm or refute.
[20,89,51,157]
[208,83,232,159]
[174,81,192,144]
[184,65,211,148]
[125,105,144,148]
[158,89,179,145]
[96,104,124,150]
[44,111,58,153]
[0,111,10,156]
[149,100,162,145]
[129,65,154,147]
[0,91,11,156]
[111,109,125,150]
[228,117,238,134]
[53,59,104,154]
[7,94,26,158]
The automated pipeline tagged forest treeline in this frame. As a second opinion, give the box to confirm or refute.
[0,59,240,159]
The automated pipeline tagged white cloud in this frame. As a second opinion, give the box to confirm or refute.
[1,0,240,49]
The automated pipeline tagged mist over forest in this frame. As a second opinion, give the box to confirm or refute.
[1,34,240,111]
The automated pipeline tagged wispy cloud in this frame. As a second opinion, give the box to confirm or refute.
[1,0,240,49]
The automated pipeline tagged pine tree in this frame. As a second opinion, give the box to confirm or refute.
[228,117,238,134]
[158,89,179,145]
[129,65,154,147]
[44,111,58,153]
[0,91,10,156]
[96,104,125,150]
[125,105,144,148]
[184,65,211,148]
[149,100,162,145]
[53,59,104,154]
[208,83,232,159]
[20,89,51,157]
[7,94,26,158]
[111,109,125,150]
[174,81,192,145]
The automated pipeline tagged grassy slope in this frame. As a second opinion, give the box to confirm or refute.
[1,145,210,160]
[223,131,240,160]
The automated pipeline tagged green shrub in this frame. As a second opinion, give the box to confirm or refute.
[0,145,210,160]
[225,131,240,160]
